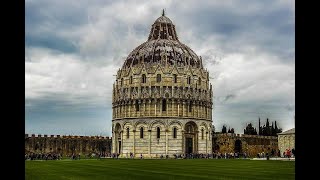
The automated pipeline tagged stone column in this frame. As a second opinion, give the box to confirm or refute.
[195,131,199,153]
[165,129,168,155]
[132,130,136,156]
[128,102,131,117]
[177,101,180,116]
[121,130,123,155]
[112,131,116,153]
[186,101,188,117]
[182,101,184,117]
[171,100,174,117]
[201,104,203,118]
[148,130,151,157]
[160,99,162,116]
[149,100,151,116]
[155,99,157,116]
[193,102,195,118]
[205,105,207,119]
[206,105,208,119]
[144,100,146,117]
[197,103,200,118]
[166,100,168,116]
[138,100,141,117]
[206,131,208,154]
[181,130,185,154]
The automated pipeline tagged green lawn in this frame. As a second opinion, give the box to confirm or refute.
[25,159,295,180]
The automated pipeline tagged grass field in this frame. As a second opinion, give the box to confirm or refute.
[25,159,295,180]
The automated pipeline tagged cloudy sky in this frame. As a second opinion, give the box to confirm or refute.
[25,0,295,136]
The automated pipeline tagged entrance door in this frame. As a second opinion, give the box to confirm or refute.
[234,140,242,153]
[186,138,193,154]
[118,141,121,154]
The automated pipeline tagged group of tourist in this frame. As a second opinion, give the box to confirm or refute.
[25,152,62,160]
[120,152,249,159]
[255,148,295,158]
[26,149,295,160]
[257,152,269,158]
[214,152,248,159]
[283,148,295,158]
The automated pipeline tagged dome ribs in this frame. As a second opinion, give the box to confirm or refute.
[122,15,204,70]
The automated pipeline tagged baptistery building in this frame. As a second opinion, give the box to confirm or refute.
[112,11,213,157]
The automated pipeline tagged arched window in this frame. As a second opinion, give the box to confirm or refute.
[121,78,124,86]
[157,74,161,82]
[189,102,192,112]
[126,128,130,139]
[173,74,177,83]
[173,127,177,138]
[142,74,146,83]
[157,127,160,139]
[201,129,204,140]
[129,76,133,84]
[198,78,201,86]
[162,99,166,111]
[135,100,139,111]
[140,127,144,138]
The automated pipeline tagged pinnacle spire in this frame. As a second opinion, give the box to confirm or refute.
[162,9,165,16]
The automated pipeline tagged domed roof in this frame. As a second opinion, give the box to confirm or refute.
[154,15,173,24]
[122,11,203,69]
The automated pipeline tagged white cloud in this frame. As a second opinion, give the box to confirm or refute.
[25,0,295,135]
[25,47,117,108]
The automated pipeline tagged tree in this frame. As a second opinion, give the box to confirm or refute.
[258,117,261,135]
[222,125,227,133]
[244,123,256,135]
[230,128,235,133]
[228,127,235,133]
[259,119,282,136]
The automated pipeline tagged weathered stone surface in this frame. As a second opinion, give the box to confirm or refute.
[212,133,278,157]
[111,13,213,158]
[278,128,295,156]
[25,134,112,156]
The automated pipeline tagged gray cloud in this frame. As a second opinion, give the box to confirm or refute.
[285,104,295,111]
[25,0,295,136]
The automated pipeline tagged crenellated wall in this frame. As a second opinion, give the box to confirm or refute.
[25,134,112,156]
[212,133,278,157]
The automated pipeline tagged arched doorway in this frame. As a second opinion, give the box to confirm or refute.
[184,121,198,154]
[114,123,122,154]
[234,139,242,153]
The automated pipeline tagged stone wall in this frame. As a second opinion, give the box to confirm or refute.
[25,134,112,156]
[278,133,295,156]
[212,133,278,157]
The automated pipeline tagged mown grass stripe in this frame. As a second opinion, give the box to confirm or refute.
[26,159,295,180]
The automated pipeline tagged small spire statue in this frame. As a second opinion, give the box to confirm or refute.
[162,9,165,16]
